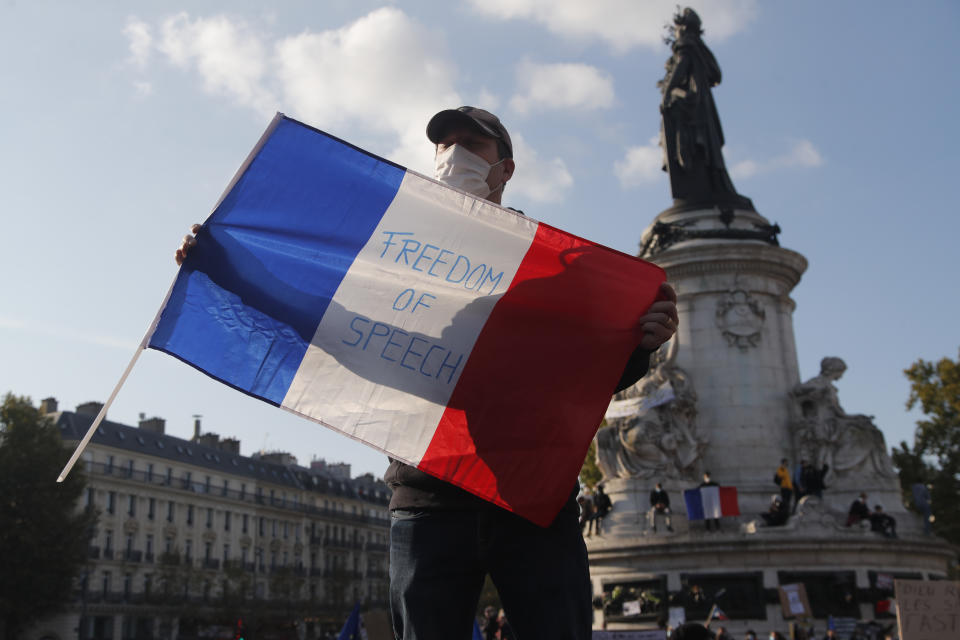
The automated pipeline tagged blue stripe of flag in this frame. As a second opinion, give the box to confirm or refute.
[684,488,706,521]
[149,116,406,405]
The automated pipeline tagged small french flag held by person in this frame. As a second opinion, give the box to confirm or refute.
[147,114,665,527]
[684,486,741,520]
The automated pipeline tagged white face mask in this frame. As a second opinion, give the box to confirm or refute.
[434,144,505,199]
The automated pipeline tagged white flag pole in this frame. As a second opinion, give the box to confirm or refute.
[57,274,179,483]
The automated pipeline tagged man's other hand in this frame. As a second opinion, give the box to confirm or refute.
[174,223,202,266]
[638,282,678,351]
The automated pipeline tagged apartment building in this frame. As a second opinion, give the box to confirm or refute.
[32,399,391,640]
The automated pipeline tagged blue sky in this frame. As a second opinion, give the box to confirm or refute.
[2,1,958,478]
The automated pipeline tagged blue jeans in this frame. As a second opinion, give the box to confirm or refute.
[389,504,592,640]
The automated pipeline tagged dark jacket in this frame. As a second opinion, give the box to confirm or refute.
[650,488,670,509]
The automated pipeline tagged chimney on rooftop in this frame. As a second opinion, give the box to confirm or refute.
[76,401,104,418]
[39,397,58,415]
[192,415,202,441]
[138,416,166,434]
[219,438,241,455]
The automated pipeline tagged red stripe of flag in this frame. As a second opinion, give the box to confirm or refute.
[418,223,665,526]
[719,486,740,517]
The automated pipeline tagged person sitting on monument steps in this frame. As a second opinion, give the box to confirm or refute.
[760,494,789,527]
[648,481,674,532]
[846,492,870,527]
[699,471,721,531]
[869,504,897,538]
[774,458,793,512]
[593,484,612,535]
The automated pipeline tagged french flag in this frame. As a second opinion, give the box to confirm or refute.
[684,486,740,520]
[148,114,665,526]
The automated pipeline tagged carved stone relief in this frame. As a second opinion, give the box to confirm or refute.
[716,289,765,350]
[596,340,707,481]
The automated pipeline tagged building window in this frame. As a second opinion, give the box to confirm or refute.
[123,573,132,600]
[241,483,246,499]
[147,463,154,482]
[187,505,194,526]
[223,544,230,563]
[259,517,265,536]
[102,571,111,597]
[204,542,212,561]
[167,501,175,523]
[148,498,155,521]
[127,495,136,517]
[164,537,173,555]
[166,467,173,485]
[104,529,113,554]
[145,535,154,560]
[126,459,134,478]
[283,521,289,539]
[107,491,116,514]
[106,455,114,474]
[184,471,192,490]
[222,480,229,497]
[125,533,134,555]
[144,573,153,596]
[272,520,277,537]
[241,547,249,564]
[206,507,213,529]
[205,475,211,494]
[84,487,94,510]
[242,514,248,534]
[185,539,193,562]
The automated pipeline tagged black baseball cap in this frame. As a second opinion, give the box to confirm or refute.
[426,106,513,158]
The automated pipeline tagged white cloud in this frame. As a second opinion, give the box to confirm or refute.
[467,0,758,53]
[508,134,574,203]
[510,61,614,115]
[128,9,459,170]
[730,139,824,179]
[615,135,664,188]
[124,9,571,201]
[273,7,461,170]
[157,13,277,116]
[123,18,153,68]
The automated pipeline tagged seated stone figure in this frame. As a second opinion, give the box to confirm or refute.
[791,357,895,483]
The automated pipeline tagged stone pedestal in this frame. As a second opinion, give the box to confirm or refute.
[587,204,953,632]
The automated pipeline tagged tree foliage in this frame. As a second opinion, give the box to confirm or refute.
[580,439,603,490]
[891,350,960,548]
[0,394,97,640]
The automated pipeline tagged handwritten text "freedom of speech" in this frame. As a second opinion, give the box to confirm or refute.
[378,231,506,296]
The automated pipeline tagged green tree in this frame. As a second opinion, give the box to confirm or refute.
[579,434,603,490]
[891,349,960,547]
[0,394,97,640]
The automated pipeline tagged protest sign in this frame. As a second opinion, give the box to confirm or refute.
[895,579,960,640]
[778,583,812,619]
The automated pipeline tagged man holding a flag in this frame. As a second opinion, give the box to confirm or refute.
[175,106,678,640]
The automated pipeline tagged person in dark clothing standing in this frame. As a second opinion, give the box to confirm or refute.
[383,107,680,640]
[699,472,720,532]
[593,484,612,535]
[801,461,829,499]
[648,482,673,533]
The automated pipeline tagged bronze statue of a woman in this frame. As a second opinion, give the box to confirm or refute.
[659,8,752,210]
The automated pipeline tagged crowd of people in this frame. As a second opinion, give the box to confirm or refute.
[846,492,897,537]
